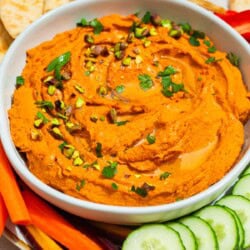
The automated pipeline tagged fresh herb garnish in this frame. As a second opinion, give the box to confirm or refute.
[35,100,54,110]
[36,111,49,124]
[160,172,171,180]
[146,134,156,144]
[77,17,104,34]
[208,46,216,53]
[180,23,192,34]
[46,51,71,81]
[102,161,118,179]
[111,182,118,190]
[205,57,221,64]
[131,185,148,197]
[59,141,68,151]
[115,120,128,126]
[141,11,151,24]
[115,85,125,94]
[16,76,24,87]
[189,36,200,46]
[203,39,211,47]
[226,52,240,67]
[138,74,153,91]
[158,66,185,97]
[76,180,85,191]
[96,142,103,158]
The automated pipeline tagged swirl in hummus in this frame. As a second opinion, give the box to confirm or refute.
[9,13,250,206]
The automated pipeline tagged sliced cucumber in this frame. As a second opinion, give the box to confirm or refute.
[216,195,250,248]
[122,224,185,250]
[232,174,250,200]
[167,222,198,250]
[241,163,250,176]
[179,216,219,250]
[223,206,245,249]
[195,205,238,250]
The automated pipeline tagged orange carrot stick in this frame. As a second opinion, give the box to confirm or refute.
[0,194,8,236]
[22,189,103,250]
[0,143,31,225]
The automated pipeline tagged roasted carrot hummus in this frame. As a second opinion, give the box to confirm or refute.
[9,13,250,206]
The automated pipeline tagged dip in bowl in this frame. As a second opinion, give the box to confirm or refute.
[0,0,249,224]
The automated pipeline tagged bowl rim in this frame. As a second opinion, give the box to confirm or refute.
[0,0,250,216]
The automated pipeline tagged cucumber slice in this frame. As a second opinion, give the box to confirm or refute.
[122,224,185,250]
[216,195,250,248]
[241,163,250,176]
[232,174,250,200]
[179,216,219,250]
[195,205,238,250]
[223,206,245,249]
[167,222,198,250]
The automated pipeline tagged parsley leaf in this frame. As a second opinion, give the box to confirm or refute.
[208,46,216,53]
[111,182,118,190]
[115,120,128,126]
[76,180,85,191]
[102,162,118,178]
[189,36,200,46]
[16,76,25,88]
[205,57,221,64]
[203,39,211,47]
[141,11,151,24]
[35,100,54,110]
[146,134,156,144]
[89,18,104,34]
[96,142,103,158]
[226,52,240,67]
[160,172,171,180]
[115,85,125,94]
[36,111,49,124]
[158,65,177,76]
[131,185,148,197]
[138,74,153,91]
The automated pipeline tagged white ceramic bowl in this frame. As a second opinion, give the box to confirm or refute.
[0,0,249,225]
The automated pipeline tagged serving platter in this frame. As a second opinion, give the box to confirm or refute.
[1,0,250,249]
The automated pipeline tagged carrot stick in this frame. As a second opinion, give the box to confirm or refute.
[0,143,31,225]
[0,194,8,236]
[22,189,103,250]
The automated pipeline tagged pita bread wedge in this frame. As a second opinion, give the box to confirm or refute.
[229,0,250,11]
[44,0,72,13]
[0,0,44,38]
[0,19,13,62]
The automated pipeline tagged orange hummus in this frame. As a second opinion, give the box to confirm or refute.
[9,13,250,206]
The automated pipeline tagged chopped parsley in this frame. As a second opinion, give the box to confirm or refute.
[158,66,185,97]
[180,23,192,34]
[76,180,85,191]
[46,51,71,81]
[36,111,49,124]
[189,30,205,47]
[141,11,151,24]
[131,185,148,197]
[16,76,24,88]
[189,36,200,46]
[160,172,171,180]
[77,17,104,34]
[59,141,68,151]
[226,52,240,67]
[146,134,156,144]
[138,74,153,91]
[205,57,221,64]
[115,85,125,94]
[208,46,216,53]
[102,161,118,178]
[115,120,128,126]
[203,39,211,47]
[96,142,103,158]
[35,100,54,110]
[111,182,118,190]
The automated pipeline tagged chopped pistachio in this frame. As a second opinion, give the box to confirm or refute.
[84,34,94,44]
[34,119,43,128]
[43,75,54,84]
[122,56,131,66]
[50,127,63,139]
[114,50,125,60]
[161,19,172,29]
[109,108,117,123]
[73,157,84,166]
[66,166,72,171]
[51,118,60,126]
[135,27,149,38]
[143,39,151,47]
[149,28,158,36]
[92,162,100,170]
[72,150,80,159]
[98,86,108,96]
[48,85,56,96]
[135,55,143,64]
[75,97,85,108]
[169,29,182,38]
[74,85,85,93]
[30,129,42,141]
[63,144,75,158]
[85,61,96,72]
[100,115,105,121]
[90,114,98,122]
[134,174,141,178]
